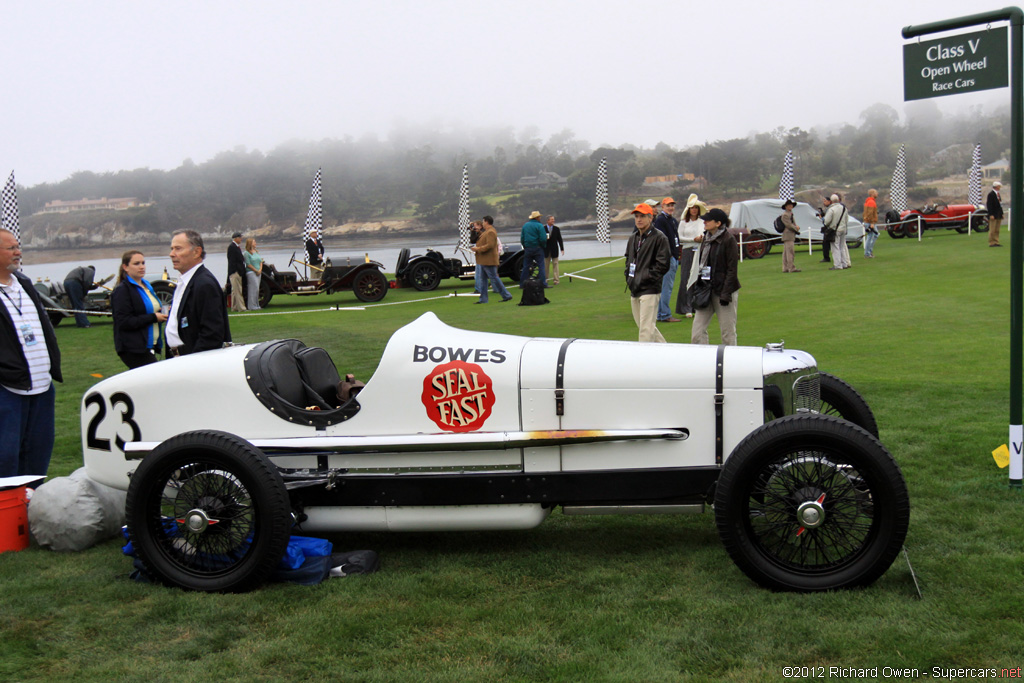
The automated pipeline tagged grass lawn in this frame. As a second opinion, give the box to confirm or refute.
[2,230,1022,682]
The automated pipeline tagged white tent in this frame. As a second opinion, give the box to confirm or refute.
[728,197,864,245]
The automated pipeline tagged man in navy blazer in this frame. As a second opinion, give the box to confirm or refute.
[165,230,231,356]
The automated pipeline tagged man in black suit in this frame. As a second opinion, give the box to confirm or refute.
[226,231,247,312]
[305,227,325,268]
[986,181,1004,247]
[166,230,231,356]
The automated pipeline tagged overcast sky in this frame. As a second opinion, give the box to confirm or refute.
[1,0,1010,186]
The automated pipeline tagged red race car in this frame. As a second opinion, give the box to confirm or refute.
[885,203,988,238]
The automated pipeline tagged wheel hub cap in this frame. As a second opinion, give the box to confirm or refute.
[796,500,825,529]
[185,508,211,533]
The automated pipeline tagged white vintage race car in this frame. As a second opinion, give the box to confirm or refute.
[82,313,909,593]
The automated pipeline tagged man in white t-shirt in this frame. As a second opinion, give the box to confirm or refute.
[0,229,62,477]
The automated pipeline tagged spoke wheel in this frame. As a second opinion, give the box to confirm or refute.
[353,268,388,302]
[409,261,441,291]
[744,238,769,259]
[257,278,273,308]
[126,430,291,592]
[150,281,176,308]
[903,219,920,238]
[714,415,909,592]
[816,372,878,437]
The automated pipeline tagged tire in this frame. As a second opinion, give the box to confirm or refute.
[48,310,64,326]
[817,372,878,437]
[903,218,920,238]
[744,238,769,259]
[352,268,388,302]
[971,214,987,232]
[714,414,910,592]
[257,278,273,308]
[508,253,525,283]
[409,261,441,291]
[395,248,410,277]
[125,430,292,592]
[150,281,175,308]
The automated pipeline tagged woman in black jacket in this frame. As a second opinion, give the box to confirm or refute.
[688,208,741,345]
[111,251,168,369]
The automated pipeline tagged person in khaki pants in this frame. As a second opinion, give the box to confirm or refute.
[987,181,1004,247]
[780,199,801,273]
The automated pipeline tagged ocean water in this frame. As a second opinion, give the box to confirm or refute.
[20,228,629,286]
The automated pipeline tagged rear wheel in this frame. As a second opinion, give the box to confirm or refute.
[714,415,909,592]
[353,268,388,302]
[409,261,441,291]
[125,430,292,592]
[887,224,905,238]
[257,279,273,308]
[508,253,525,283]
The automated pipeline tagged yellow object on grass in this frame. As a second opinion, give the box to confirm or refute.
[992,444,1010,468]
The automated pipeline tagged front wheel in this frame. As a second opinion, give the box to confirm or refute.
[257,278,273,308]
[744,238,769,259]
[971,214,988,232]
[817,372,878,437]
[353,269,388,302]
[714,415,909,592]
[125,430,292,592]
[903,218,920,238]
[150,281,176,308]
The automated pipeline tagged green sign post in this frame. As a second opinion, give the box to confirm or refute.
[903,10,1022,488]
[903,26,1008,100]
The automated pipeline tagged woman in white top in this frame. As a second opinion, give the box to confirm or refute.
[676,194,707,318]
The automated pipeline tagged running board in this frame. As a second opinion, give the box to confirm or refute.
[562,504,705,516]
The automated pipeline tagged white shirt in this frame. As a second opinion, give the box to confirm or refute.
[164,263,200,349]
[679,217,705,249]
[0,276,51,395]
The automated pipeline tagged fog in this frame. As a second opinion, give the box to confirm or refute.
[2,0,1008,186]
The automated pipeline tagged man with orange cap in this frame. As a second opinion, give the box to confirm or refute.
[624,204,671,343]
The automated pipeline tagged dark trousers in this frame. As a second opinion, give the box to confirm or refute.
[821,234,833,262]
[118,349,158,370]
[0,383,55,477]
[63,279,90,327]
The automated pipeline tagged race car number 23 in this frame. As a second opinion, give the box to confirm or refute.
[84,391,141,454]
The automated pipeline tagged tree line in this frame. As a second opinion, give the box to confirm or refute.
[16,100,1010,241]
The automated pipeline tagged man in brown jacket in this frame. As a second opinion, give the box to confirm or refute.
[780,199,801,273]
[470,216,513,304]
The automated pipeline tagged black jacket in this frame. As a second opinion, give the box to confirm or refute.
[544,225,564,258]
[698,230,741,303]
[987,189,1004,220]
[624,228,671,297]
[0,272,62,390]
[111,279,163,355]
[227,241,246,279]
[653,212,681,258]
[305,237,325,267]
[168,264,231,355]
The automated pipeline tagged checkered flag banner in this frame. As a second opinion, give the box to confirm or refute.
[302,168,322,244]
[1,171,18,242]
[595,157,610,243]
[778,151,795,202]
[457,164,471,248]
[968,144,982,207]
[890,145,908,213]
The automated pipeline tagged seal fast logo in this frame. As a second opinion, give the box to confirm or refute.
[421,360,495,432]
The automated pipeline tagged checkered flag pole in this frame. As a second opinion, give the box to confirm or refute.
[1,171,18,242]
[778,151,795,201]
[968,144,983,207]
[890,145,908,213]
[457,165,471,248]
[302,168,322,244]
[595,157,610,243]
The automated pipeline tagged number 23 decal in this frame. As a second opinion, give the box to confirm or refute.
[85,391,141,454]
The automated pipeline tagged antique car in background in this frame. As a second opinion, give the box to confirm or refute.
[82,313,909,593]
[728,198,865,259]
[884,203,987,238]
[395,246,525,291]
[251,253,389,307]
[34,273,176,326]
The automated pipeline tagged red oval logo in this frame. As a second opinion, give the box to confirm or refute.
[421,360,495,432]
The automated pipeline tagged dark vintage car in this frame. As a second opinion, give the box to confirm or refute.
[885,203,987,238]
[395,246,525,291]
[251,254,389,307]
[34,274,176,326]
